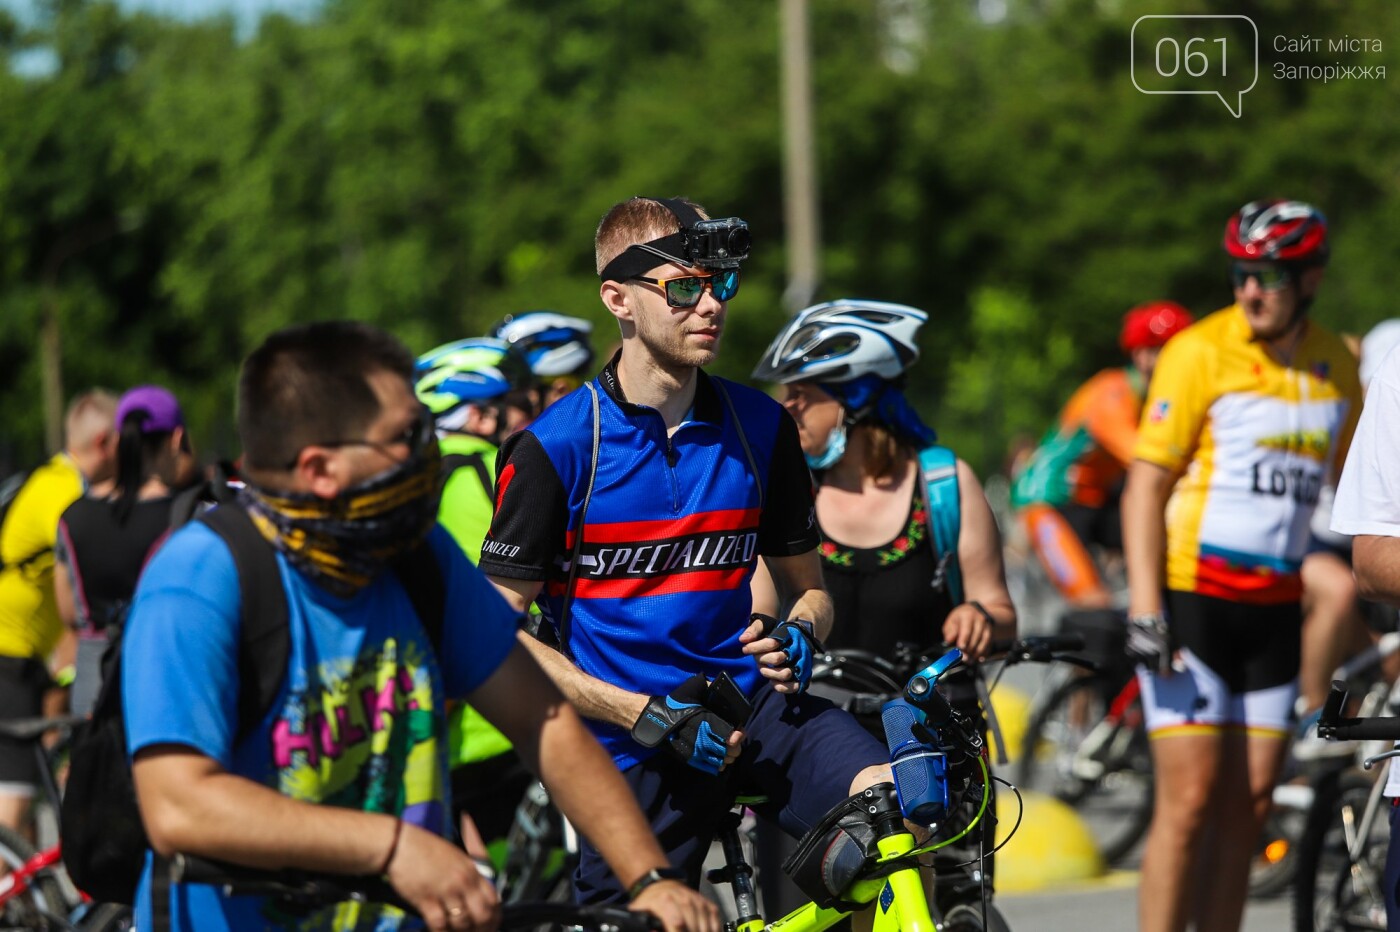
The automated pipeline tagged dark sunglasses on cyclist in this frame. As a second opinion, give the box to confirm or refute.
[1230,262,1293,293]
[285,405,436,469]
[629,269,741,308]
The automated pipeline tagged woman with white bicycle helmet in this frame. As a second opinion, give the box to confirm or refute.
[751,301,1017,897]
[751,299,1016,660]
[492,311,596,412]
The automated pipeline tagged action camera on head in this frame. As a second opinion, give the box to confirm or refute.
[599,196,752,282]
[683,216,751,270]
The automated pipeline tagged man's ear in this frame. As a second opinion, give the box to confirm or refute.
[600,280,633,323]
[292,447,342,500]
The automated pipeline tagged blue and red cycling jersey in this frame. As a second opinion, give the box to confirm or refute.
[480,357,819,768]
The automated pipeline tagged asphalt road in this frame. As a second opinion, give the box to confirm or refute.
[998,875,1292,931]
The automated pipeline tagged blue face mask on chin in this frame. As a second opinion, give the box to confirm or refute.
[804,423,847,471]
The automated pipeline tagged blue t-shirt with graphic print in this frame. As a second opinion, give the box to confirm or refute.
[123,521,519,932]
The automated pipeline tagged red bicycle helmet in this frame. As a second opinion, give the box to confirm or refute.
[1120,301,1194,353]
[1223,199,1329,264]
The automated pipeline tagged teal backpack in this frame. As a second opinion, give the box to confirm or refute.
[917,445,962,604]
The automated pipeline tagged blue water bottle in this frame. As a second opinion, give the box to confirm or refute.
[880,698,950,825]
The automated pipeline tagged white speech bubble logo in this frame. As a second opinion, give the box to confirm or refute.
[1131,15,1258,118]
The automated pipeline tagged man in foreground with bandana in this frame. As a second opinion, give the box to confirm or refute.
[480,197,897,917]
[122,321,718,932]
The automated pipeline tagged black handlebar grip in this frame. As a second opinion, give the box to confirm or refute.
[1319,681,1349,727]
[1325,717,1400,742]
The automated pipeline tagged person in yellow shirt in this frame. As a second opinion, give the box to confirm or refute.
[1123,201,1362,932]
[0,390,117,834]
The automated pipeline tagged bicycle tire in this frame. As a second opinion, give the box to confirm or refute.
[1016,673,1153,865]
[1291,768,1388,932]
[1249,794,1309,899]
[76,902,133,932]
[939,901,1014,932]
[0,825,72,929]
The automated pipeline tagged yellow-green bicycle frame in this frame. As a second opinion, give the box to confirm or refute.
[723,757,991,932]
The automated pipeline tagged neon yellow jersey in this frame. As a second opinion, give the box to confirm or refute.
[0,454,84,659]
[437,433,514,765]
[1135,305,1361,605]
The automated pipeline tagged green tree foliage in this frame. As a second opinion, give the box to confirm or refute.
[0,0,1396,473]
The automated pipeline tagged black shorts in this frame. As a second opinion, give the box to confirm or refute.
[1167,590,1301,695]
[572,686,888,904]
[0,656,50,792]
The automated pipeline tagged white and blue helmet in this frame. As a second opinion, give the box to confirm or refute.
[492,311,595,379]
[415,337,530,427]
[752,300,926,384]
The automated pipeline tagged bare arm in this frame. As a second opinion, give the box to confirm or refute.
[133,748,493,928]
[1122,459,1178,616]
[1352,535,1400,605]
[470,646,674,895]
[488,575,649,729]
[942,460,1017,660]
[757,549,833,640]
[54,561,77,630]
[749,557,781,620]
[740,550,831,694]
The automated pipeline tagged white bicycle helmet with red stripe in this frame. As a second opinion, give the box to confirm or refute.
[752,300,926,385]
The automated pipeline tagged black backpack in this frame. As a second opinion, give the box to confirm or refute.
[59,504,445,905]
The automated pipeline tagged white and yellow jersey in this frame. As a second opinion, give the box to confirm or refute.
[1135,305,1361,604]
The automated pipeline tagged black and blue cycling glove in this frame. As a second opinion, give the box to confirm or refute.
[631,674,737,775]
[751,613,825,693]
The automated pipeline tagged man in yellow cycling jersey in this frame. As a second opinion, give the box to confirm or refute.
[0,390,117,834]
[1013,301,1193,608]
[1123,200,1362,932]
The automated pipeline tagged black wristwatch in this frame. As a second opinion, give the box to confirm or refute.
[627,866,685,900]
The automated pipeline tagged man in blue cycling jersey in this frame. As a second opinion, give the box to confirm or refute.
[481,196,894,910]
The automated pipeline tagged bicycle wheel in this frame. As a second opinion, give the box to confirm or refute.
[1249,791,1310,899]
[1016,673,1154,865]
[0,826,71,929]
[939,901,1014,932]
[1292,768,1389,932]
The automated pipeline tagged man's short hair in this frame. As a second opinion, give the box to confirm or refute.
[594,196,709,276]
[238,321,415,471]
[64,390,118,452]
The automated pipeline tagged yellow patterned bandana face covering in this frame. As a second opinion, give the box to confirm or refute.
[240,440,442,597]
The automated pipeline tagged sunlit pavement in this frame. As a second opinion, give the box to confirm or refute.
[998,872,1291,932]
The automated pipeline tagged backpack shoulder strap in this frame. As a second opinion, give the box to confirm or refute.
[390,543,445,653]
[199,505,290,740]
[440,452,494,501]
[917,445,963,605]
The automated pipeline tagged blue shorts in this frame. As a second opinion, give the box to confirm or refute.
[573,685,888,904]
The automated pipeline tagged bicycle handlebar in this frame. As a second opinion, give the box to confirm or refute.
[1316,680,1400,742]
[171,855,663,931]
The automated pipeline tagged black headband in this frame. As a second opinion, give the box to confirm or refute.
[598,197,704,282]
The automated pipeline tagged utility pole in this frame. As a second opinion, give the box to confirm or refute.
[780,0,821,312]
[39,212,141,453]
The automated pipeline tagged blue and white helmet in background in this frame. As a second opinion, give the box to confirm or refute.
[415,337,531,431]
[492,311,595,379]
[751,300,926,385]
